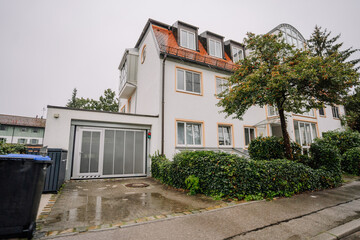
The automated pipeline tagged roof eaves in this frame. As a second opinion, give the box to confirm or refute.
[135,19,171,48]
[203,31,224,39]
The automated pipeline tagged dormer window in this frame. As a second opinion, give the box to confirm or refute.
[180,29,195,50]
[232,46,244,62]
[209,39,222,58]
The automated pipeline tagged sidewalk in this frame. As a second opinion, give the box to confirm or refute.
[40,180,360,240]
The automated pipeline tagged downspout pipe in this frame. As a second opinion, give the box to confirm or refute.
[161,54,167,156]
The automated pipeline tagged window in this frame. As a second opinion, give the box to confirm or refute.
[319,108,325,117]
[0,138,6,143]
[294,120,317,153]
[21,128,27,132]
[17,138,27,144]
[30,139,39,145]
[267,105,278,117]
[177,121,202,146]
[32,128,39,133]
[119,59,127,89]
[244,127,256,146]
[209,39,222,58]
[141,45,146,64]
[176,68,201,94]
[216,77,228,96]
[232,46,244,62]
[332,106,340,118]
[180,29,195,50]
[298,108,315,117]
[218,125,232,146]
[0,125,6,131]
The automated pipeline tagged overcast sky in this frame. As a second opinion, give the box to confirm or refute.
[0,0,359,118]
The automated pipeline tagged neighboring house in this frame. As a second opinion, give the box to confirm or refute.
[44,19,344,180]
[0,114,46,145]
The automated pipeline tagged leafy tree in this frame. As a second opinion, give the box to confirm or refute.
[66,88,119,112]
[218,32,359,159]
[342,87,360,131]
[308,26,360,70]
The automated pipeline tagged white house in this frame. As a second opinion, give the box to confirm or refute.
[44,19,344,180]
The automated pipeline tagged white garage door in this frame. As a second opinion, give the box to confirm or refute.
[72,126,146,179]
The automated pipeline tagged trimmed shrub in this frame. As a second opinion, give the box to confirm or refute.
[342,147,360,175]
[309,139,341,175]
[322,129,360,155]
[248,136,302,160]
[151,151,341,200]
[0,142,26,155]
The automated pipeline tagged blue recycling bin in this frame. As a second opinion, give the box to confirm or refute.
[0,154,52,239]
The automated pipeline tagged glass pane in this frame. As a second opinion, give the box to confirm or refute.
[193,124,201,145]
[319,108,324,116]
[250,128,255,141]
[294,121,301,144]
[188,32,195,50]
[215,41,221,57]
[245,128,249,146]
[305,124,311,146]
[80,131,91,173]
[134,132,144,174]
[186,124,193,145]
[218,126,224,145]
[103,130,115,175]
[238,49,243,60]
[90,132,100,173]
[124,131,135,174]
[193,73,201,93]
[114,130,125,175]
[186,71,193,92]
[222,79,228,93]
[180,30,187,47]
[177,122,185,145]
[177,69,184,90]
[216,78,222,94]
[209,39,215,55]
[224,127,231,145]
[311,123,317,141]
[300,123,306,146]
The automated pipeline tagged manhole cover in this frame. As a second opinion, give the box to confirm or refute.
[125,183,149,188]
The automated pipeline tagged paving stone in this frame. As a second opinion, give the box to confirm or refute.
[123,220,136,225]
[100,224,111,229]
[191,210,200,214]
[145,216,156,221]
[46,230,59,236]
[88,225,99,231]
[155,215,166,219]
[136,217,148,223]
[112,222,124,227]
[59,228,74,234]
[183,211,192,215]
[75,226,88,232]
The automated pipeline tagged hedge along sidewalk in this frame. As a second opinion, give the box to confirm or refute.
[151,151,342,201]
[34,197,260,239]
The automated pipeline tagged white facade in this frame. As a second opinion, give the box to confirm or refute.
[44,19,344,180]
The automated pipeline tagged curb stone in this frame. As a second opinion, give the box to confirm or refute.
[311,218,360,240]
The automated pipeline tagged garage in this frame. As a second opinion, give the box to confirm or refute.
[72,126,147,179]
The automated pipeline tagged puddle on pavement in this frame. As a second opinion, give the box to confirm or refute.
[46,192,192,227]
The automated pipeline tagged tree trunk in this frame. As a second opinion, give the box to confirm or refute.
[278,108,293,160]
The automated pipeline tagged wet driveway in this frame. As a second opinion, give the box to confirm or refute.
[40,178,222,232]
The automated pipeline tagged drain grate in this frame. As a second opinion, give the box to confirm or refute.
[125,183,149,188]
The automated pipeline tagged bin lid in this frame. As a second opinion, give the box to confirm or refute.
[0,154,51,161]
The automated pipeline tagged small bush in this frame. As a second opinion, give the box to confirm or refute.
[342,147,360,175]
[309,138,341,175]
[322,129,360,155]
[185,175,200,195]
[0,142,26,155]
[151,151,341,200]
[248,136,302,160]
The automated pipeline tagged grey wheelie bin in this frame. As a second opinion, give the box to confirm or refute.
[0,154,52,239]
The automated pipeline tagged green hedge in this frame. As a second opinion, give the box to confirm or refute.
[322,129,360,155]
[0,142,26,155]
[248,136,302,160]
[342,147,360,175]
[309,138,342,174]
[151,151,341,200]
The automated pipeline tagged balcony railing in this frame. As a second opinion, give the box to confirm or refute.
[160,45,237,72]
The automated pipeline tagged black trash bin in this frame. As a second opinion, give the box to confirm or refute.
[0,154,52,239]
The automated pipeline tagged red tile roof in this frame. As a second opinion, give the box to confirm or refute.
[0,114,46,128]
[152,25,236,71]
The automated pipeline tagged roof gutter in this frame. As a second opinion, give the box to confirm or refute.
[161,54,167,156]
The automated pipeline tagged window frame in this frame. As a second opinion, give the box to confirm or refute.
[293,108,316,118]
[217,123,234,147]
[244,126,257,148]
[215,76,229,98]
[318,107,326,117]
[232,46,244,62]
[30,139,39,145]
[332,106,340,119]
[17,138,27,144]
[267,105,279,118]
[0,125,6,131]
[176,120,204,147]
[175,67,203,96]
[180,29,196,50]
[209,38,222,58]
[293,119,319,154]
